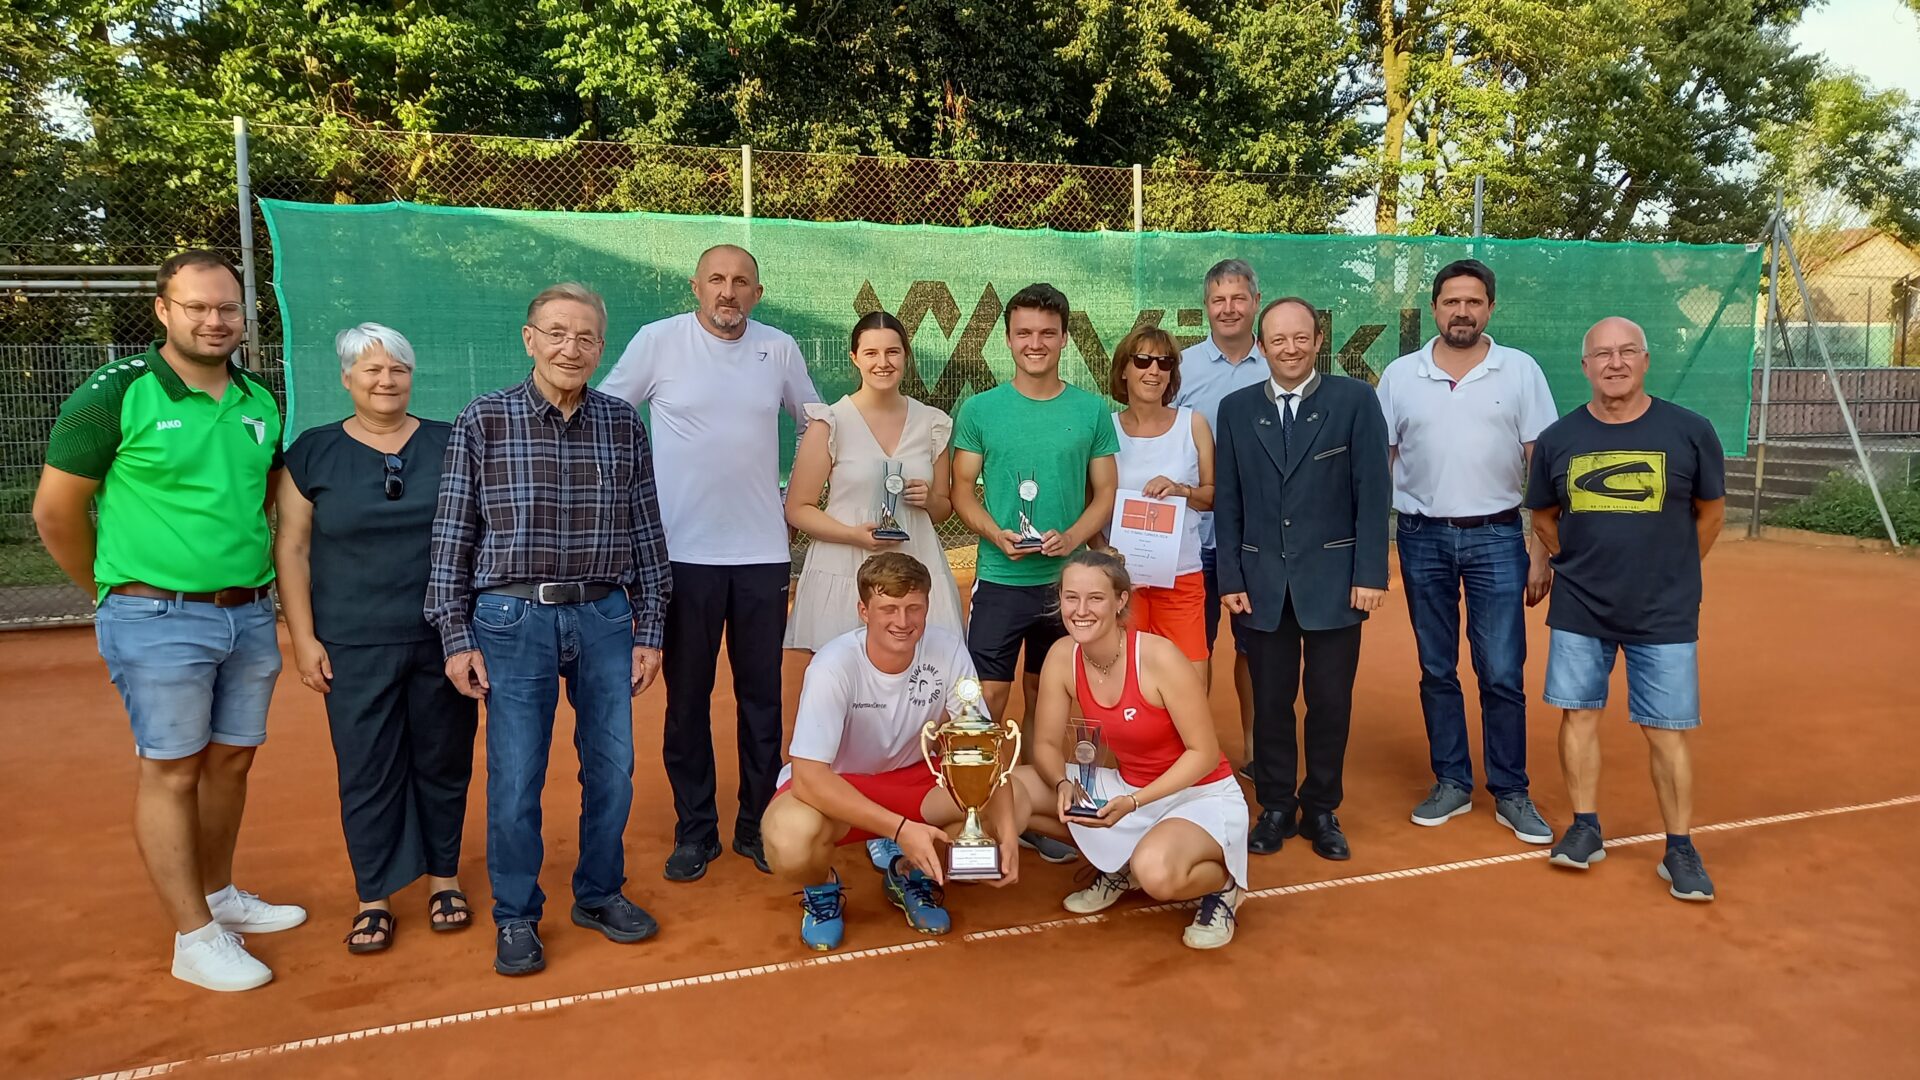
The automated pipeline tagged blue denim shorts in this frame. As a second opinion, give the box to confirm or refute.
[1542,628,1700,730]
[94,594,283,759]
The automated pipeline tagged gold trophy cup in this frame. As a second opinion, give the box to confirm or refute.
[919,676,1022,879]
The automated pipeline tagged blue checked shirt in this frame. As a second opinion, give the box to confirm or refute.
[426,376,672,657]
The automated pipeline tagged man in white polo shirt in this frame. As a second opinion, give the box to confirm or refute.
[601,244,821,882]
[1375,259,1556,846]
[1172,259,1270,769]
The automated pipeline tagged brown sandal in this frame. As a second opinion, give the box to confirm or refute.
[428,889,473,933]
[345,908,394,954]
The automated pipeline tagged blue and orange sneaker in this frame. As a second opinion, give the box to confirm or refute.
[796,871,845,952]
[883,863,951,936]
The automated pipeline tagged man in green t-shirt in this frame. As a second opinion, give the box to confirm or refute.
[33,250,304,993]
[951,283,1119,862]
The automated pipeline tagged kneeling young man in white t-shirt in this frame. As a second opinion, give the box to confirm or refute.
[764,552,1028,951]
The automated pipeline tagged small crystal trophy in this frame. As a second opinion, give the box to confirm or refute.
[873,461,910,542]
[1063,717,1107,818]
[1013,472,1045,551]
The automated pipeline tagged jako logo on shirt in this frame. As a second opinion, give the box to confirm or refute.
[240,415,267,445]
[1568,451,1666,513]
[154,419,182,431]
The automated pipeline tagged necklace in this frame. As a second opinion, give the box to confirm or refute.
[1084,639,1123,677]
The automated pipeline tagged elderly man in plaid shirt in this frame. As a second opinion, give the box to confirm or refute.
[426,283,672,978]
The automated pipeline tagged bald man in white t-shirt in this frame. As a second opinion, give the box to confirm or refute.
[762,553,1028,952]
[599,244,820,884]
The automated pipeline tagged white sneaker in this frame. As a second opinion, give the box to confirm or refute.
[172,930,273,992]
[1063,867,1135,914]
[1182,886,1242,950]
[209,887,308,933]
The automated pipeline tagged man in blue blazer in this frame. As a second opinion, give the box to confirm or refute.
[1214,297,1391,860]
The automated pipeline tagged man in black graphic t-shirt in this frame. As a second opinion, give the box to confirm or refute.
[1525,316,1726,903]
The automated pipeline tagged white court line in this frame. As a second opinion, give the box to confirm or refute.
[75,792,1920,1080]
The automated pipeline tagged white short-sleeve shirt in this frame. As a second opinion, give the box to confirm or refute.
[778,625,982,785]
[599,312,820,565]
[1375,334,1558,518]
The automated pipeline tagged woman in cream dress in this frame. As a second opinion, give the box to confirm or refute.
[784,311,965,650]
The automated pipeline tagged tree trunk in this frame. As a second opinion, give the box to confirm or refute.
[1376,0,1417,234]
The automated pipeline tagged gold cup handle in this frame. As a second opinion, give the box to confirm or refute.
[919,719,948,795]
[993,718,1023,791]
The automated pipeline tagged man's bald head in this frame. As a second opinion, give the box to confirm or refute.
[1579,315,1652,405]
[695,244,760,281]
[1583,316,1647,355]
[690,244,765,338]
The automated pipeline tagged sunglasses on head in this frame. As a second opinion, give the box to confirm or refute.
[1130,354,1176,372]
[382,454,405,501]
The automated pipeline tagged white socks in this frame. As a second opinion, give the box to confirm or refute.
[176,919,224,949]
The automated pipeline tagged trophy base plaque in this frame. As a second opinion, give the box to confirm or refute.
[947,842,1003,880]
[872,526,910,542]
[1012,537,1046,551]
[1063,803,1107,819]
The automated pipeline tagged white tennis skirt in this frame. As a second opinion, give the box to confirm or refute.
[1066,767,1250,890]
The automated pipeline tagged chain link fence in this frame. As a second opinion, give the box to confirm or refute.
[7,118,1919,621]
[1,118,1364,624]
[1732,227,1920,544]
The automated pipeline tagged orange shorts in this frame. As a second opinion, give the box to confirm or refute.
[1128,571,1209,662]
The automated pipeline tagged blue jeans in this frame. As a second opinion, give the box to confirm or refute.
[472,590,635,926]
[1543,630,1700,730]
[94,594,282,759]
[1396,515,1530,797]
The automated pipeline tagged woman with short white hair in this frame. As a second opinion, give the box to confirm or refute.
[274,322,478,953]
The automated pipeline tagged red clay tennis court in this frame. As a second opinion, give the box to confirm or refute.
[3,538,1915,1079]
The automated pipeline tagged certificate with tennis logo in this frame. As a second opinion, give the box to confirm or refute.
[1106,488,1184,588]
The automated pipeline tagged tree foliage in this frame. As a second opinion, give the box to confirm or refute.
[4,0,1917,249]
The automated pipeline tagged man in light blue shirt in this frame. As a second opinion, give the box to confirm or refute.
[1173,259,1270,768]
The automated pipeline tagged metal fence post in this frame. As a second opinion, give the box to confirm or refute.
[1132,164,1143,232]
[1775,213,1903,548]
[741,145,754,221]
[1472,175,1484,237]
[1749,192,1781,537]
[233,116,262,371]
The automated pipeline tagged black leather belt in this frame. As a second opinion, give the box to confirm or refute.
[483,582,619,604]
[1404,508,1521,529]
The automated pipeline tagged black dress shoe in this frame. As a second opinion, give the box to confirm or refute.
[732,834,771,874]
[494,920,545,976]
[572,895,660,943]
[663,838,723,882]
[1248,809,1298,855]
[1299,811,1351,861]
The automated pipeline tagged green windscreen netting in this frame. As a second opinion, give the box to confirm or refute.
[262,201,1761,456]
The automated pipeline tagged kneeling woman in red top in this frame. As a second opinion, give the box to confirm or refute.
[1018,550,1249,949]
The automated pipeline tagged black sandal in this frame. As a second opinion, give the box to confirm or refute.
[428,889,473,933]
[345,908,394,954]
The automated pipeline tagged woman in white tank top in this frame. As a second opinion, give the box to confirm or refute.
[1103,325,1215,679]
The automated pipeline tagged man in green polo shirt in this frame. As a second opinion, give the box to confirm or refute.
[951,282,1119,862]
[34,249,306,992]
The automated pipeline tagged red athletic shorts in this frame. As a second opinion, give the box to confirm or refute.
[775,764,942,845]
[1129,570,1209,661]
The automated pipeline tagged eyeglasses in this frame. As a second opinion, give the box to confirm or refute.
[1130,354,1176,371]
[160,298,245,323]
[1583,346,1646,363]
[525,325,604,351]
[382,454,405,501]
